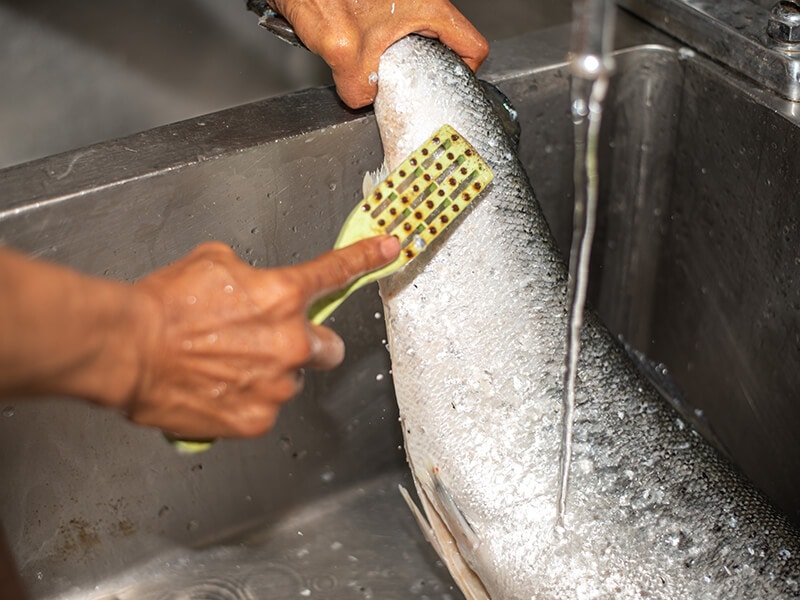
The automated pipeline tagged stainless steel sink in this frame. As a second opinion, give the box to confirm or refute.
[0,0,569,170]
[1,9,798,599]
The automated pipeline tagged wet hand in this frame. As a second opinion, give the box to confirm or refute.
[128,236,400,439]
[269,0,489,108]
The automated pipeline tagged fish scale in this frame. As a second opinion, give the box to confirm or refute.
[375,35,800,599]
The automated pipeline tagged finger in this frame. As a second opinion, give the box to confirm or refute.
[417,18,489,73]
[332,68,377,109]
[441,28,490,73]
[305,325,346,370]
[290,235,400,299]
[336,33,488,110]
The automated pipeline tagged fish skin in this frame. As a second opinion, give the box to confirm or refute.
[374,35,800,599]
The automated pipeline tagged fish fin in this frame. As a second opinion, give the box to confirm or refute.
[361,165,389,198]
[428,468,482,554]
[399,484,442,552]
[478,79,520,150]
[402,468,490,600]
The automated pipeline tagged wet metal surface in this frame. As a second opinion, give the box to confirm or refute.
[0,0,569,169]
[81,471,458,600]
[619,0,800,100]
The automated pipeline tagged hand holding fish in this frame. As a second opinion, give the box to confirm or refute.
[0,236,399,439]
[267,0,489,108]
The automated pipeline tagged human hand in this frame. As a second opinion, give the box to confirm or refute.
[127,236,400,439]
[269,0,489,108]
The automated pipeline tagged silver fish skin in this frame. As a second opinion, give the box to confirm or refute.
[374,35,800,599]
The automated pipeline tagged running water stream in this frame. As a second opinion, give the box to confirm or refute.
[556,0,616,527]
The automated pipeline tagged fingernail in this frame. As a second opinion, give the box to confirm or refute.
[330,335,345,365]
[380,235,401,260]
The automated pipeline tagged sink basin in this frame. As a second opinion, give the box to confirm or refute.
[0,11,798,598]
[0,0,569,170]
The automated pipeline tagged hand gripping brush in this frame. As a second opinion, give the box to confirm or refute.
[308,124,493,324]
[171,124,493,453]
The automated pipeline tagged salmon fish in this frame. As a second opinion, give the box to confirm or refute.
[374,35,800,599]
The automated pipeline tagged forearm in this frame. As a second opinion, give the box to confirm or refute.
[0,236,397,438]
[0,248,147,409]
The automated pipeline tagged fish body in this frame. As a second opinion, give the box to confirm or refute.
[375,35,800,599]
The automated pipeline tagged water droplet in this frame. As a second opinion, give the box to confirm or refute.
[300,589,311,597]
[571,98,588,119]
[376,374,384,381]
[313,575,337,591]
[2,407,14,418]
[373,312,381,320]
[36,571,43,581]
[186,296,197,305]
[321,469,335,483]
[186,520,199,532]
[181,340,193,351]
[330,541,343,551]
[251,227,260,234]
[207,333,218,344]
[328,182,337,191]
[368,72,379,85]
[223,284,234,294]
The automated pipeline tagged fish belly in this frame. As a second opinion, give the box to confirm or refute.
[375,35,800,599]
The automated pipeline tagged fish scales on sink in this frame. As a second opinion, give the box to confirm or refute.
[374,35,800,599]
